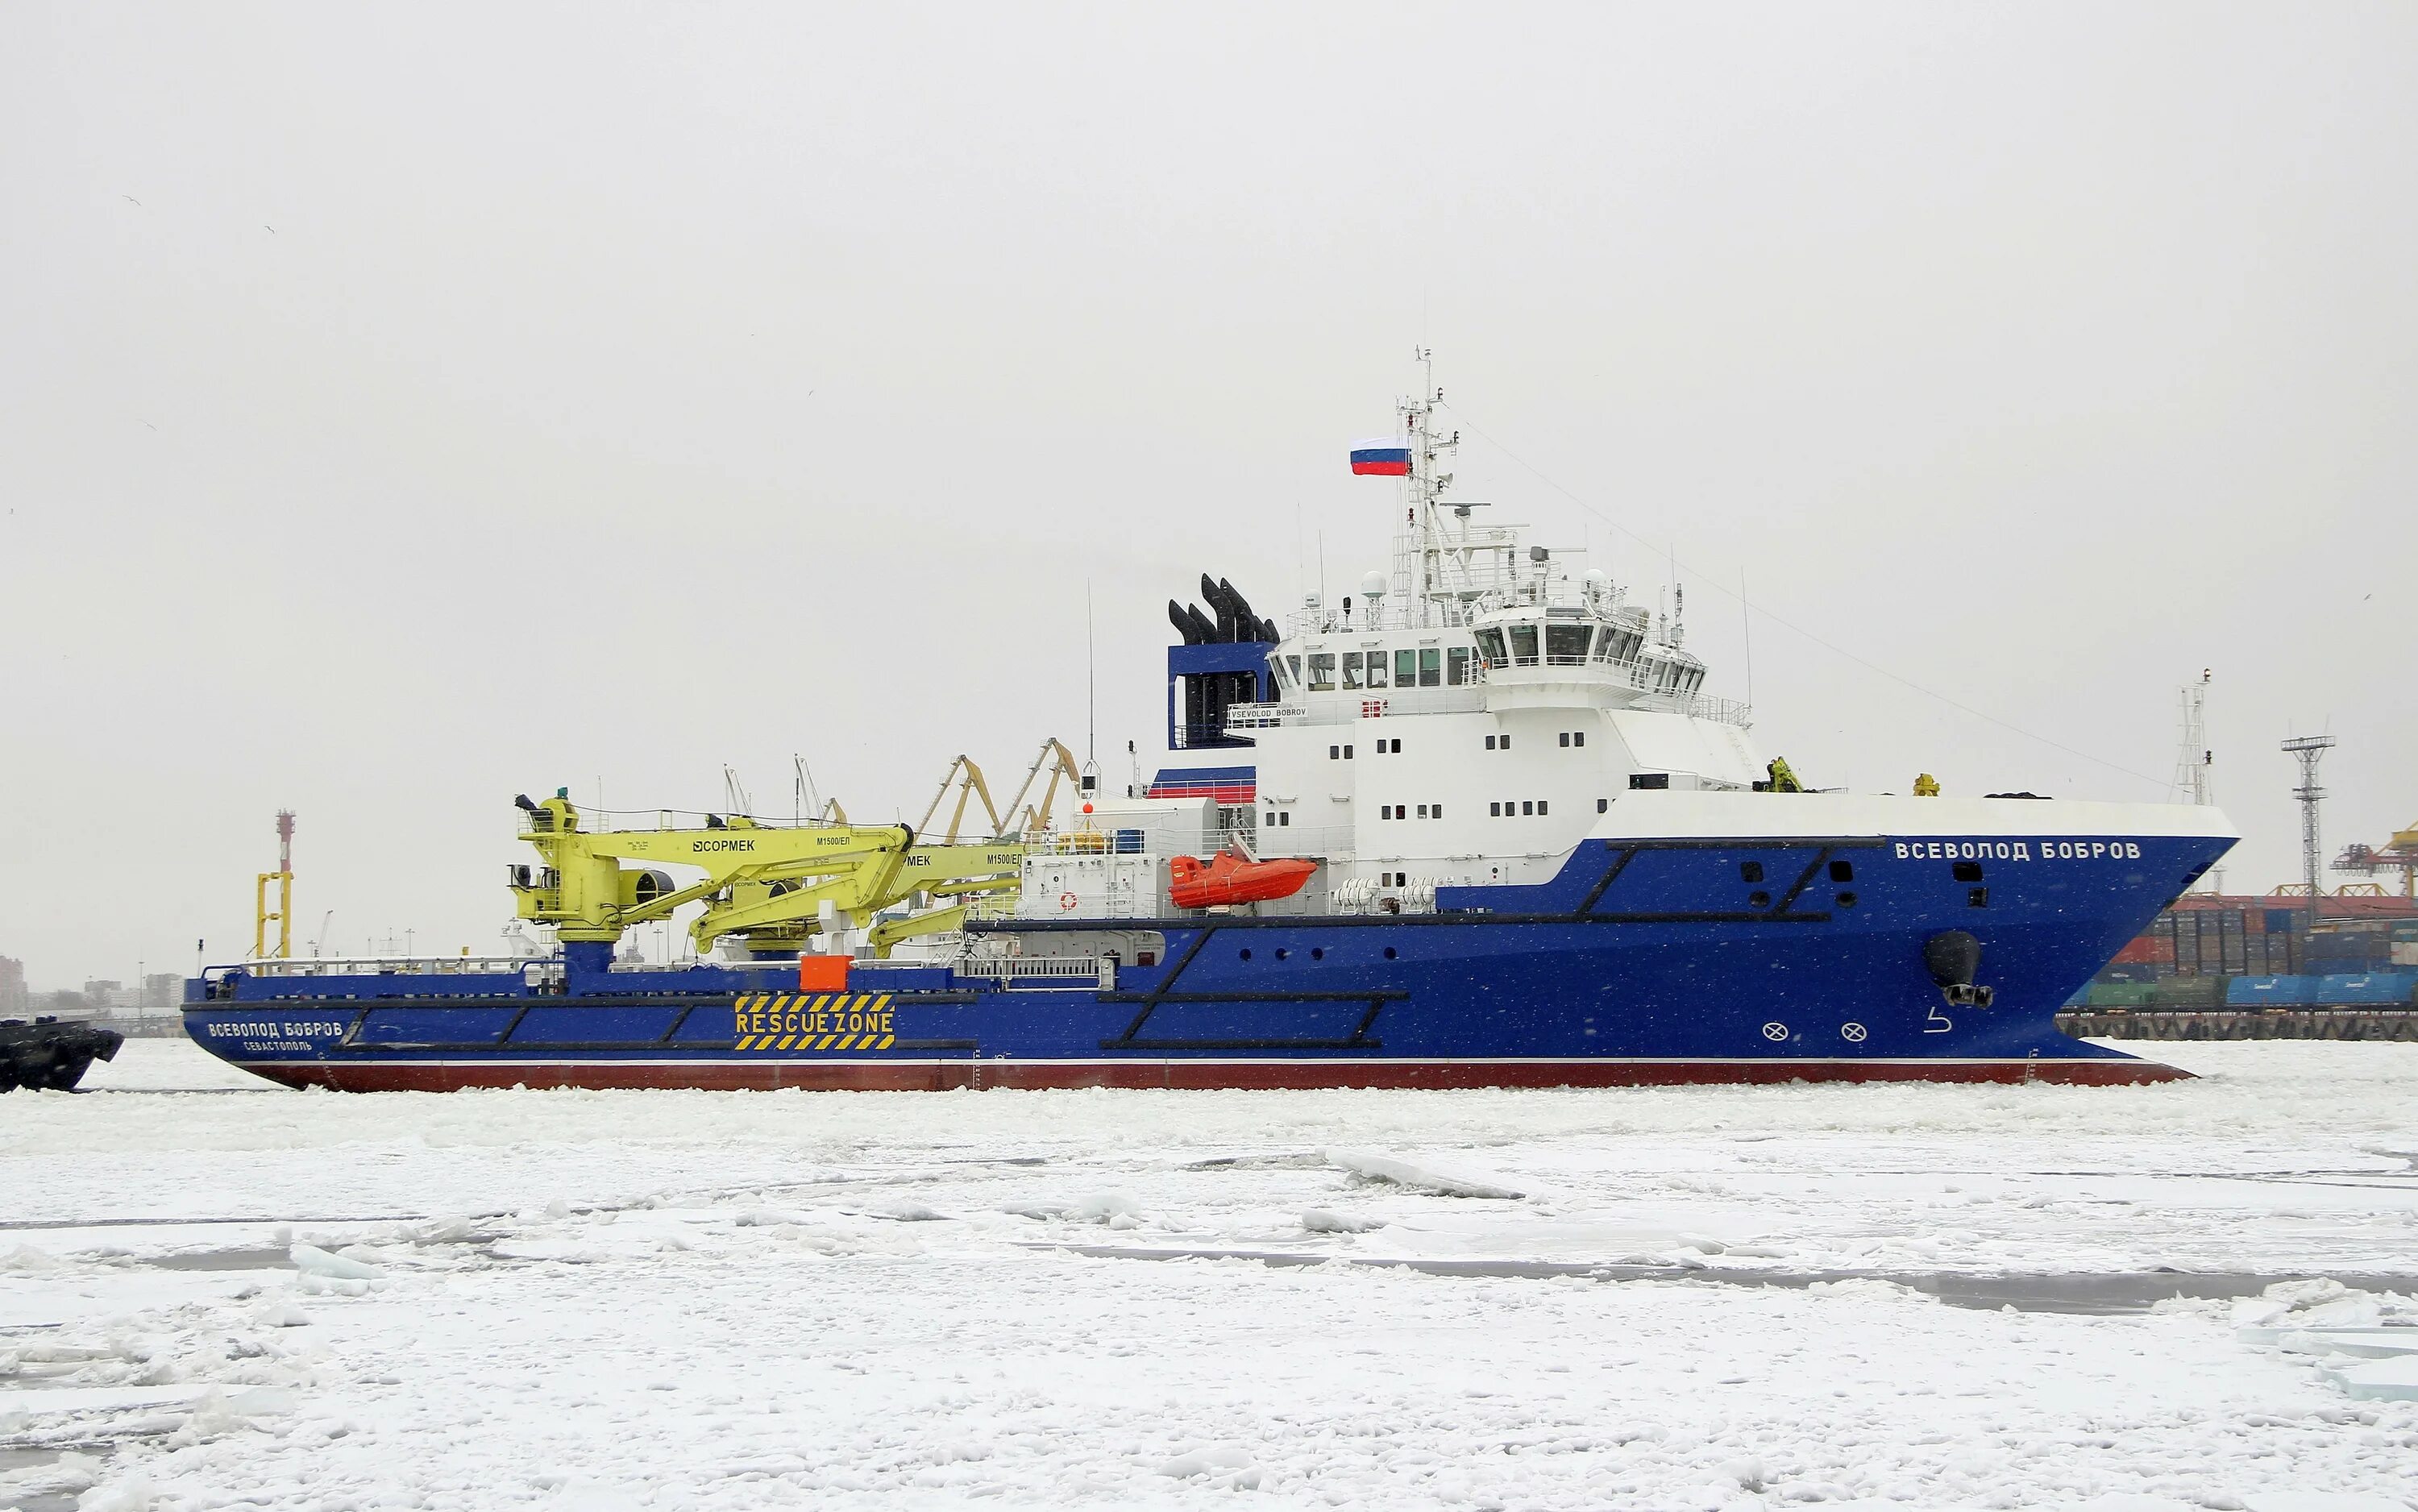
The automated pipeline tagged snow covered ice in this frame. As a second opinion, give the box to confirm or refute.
[2,1041,2415,1510]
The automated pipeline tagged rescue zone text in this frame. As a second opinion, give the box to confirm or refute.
[732,991,897,1051]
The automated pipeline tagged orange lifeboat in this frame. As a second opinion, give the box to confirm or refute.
[1167,851,1319,910]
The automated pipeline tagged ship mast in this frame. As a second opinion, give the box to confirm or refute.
[1396,348,1460,629]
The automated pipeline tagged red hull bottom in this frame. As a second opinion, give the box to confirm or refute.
[235,1056,2192,1093]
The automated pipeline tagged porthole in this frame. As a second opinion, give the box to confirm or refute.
[1311,947,1325,961]
[1837,891,1858,908]
[1275,947,1290,961]
[1749,891,1771,908]
[1239,948,1253,962]
[1382,946,1398,960]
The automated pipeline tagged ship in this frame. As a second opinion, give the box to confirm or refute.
[184,361,2236,1090]
[2,1016,124,1092]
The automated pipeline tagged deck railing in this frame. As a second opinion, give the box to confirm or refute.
[956,956,1118,988]
[234,955,532,978]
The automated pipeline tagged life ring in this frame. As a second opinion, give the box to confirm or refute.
[1058,891,1079,912]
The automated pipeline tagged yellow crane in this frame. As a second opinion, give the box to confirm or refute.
[999,738,1086,840]
[2334,820,2418,897]
[507,791,1021,959]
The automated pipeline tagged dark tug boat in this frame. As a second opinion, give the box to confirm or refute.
[1,1016,123,1092]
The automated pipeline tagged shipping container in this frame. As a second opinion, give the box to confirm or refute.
[2086,982,2158,1008]
[2146,977,2227,1008]
[2312,972,2418,1007]
[2225,975,2320,1007]
[2112,937,2176,966]
[2096,963,2172,984]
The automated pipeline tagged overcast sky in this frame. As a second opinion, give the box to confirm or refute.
[3,4,2412,985]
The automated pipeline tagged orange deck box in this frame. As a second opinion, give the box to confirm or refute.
[797,955,851,991]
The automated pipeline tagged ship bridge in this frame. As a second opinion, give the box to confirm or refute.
[1170,356,1763,901]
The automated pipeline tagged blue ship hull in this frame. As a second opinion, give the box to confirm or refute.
[185,830,2223,1090]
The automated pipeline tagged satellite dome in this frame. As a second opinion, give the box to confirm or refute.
[1361,571,1388,599]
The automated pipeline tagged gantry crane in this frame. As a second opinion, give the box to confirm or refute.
[2335,820,2418,897]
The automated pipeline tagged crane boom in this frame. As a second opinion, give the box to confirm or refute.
[506,792,1021,954]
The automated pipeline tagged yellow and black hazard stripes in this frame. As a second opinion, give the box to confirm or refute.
[731,992,897,1052]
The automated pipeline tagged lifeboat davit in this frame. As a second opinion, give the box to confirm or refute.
[1167,850,1318,910]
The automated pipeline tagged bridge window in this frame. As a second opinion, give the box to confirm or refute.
[1418,648,1441,687]
[1448,646,1472,684]
[1393,649,1415,685]
[1307,653,1336,691]
[1341,652,1363,690]
[1365,652,1388,689]
[1474,627,1507,665]
[1546,624,1590,664]
[1508,625,1539,666]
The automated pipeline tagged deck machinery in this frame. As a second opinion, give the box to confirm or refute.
[506,792,1024,961]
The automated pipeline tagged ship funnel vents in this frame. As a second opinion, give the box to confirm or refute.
[1171,573,1278,645]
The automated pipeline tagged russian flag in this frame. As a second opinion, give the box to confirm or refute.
[1349,438,1412,476]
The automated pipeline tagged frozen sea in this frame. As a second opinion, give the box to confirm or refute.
[3,1040,2414,1511]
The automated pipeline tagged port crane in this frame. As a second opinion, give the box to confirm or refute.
[2334,820,2418,897]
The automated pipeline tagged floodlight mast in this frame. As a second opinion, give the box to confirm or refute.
[2281,734,2337,929]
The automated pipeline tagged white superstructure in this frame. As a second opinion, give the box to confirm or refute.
[1202,356,1766,898]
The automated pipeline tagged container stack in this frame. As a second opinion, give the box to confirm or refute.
[2063,893,2418,1032]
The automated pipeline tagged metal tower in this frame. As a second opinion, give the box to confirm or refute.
[253,810,296,960]
[2172,671,2213,805]
[2280,736,2335,928]
[2172,671,2219,891]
